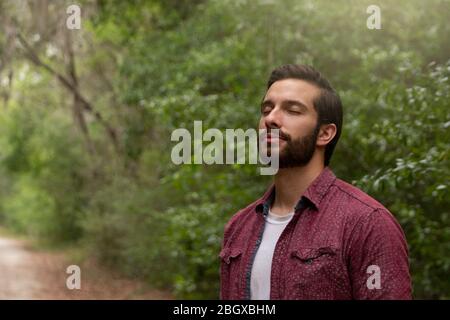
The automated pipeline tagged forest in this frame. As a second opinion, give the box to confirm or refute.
[0,0,448,299]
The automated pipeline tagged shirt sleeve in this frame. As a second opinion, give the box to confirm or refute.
[347,208,412,299]
[219,210,243,300]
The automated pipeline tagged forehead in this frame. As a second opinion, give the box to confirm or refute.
[263,78,321,108]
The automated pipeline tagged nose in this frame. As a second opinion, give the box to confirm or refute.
[264,106,282,129]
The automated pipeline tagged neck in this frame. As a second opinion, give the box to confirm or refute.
[271,154,325,215]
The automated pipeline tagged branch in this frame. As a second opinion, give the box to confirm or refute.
[16,33,121,153]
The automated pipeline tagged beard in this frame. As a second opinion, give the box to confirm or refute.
[262,123,320,169]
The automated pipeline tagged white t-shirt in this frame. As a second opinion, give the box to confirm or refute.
[250,209,294,300]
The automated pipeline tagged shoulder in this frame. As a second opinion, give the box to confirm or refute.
[330,179,406,243]
[333,178,385,211]
[222,198,261,245]
[330,178,390,217]
[224,200,258,233]
[330,178,404,232]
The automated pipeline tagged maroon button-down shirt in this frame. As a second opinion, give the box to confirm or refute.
[220,168,412,300]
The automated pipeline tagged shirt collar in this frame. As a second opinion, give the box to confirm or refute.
[255,167,336,215]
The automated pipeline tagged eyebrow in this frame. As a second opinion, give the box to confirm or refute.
[283,99,309,110]
[261,99,309,111]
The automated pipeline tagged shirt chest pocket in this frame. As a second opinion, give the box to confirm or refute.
[291,246,337,264]
[290,246,339,277]
[284,246,342,298]
[219,246,244,298]
[220,246,243,265]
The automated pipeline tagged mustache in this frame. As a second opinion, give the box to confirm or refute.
[263,128,291,141]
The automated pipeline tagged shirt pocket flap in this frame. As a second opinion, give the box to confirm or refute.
[291,246,337,262]
[219,247,243,264]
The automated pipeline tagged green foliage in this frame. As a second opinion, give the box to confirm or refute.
[162,203,226,299]
[0,0,448,299]
[0,82,87,243]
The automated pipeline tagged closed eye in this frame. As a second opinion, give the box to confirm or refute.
[261,104,273,115]
[284,100,308,114]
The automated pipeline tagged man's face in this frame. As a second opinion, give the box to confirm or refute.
[259,79,321,168]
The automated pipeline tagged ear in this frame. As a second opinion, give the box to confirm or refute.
[316,123,337,147]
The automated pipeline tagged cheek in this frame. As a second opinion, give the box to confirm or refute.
[286,116,316,136]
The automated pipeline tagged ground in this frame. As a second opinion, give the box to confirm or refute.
[0,234,173,300]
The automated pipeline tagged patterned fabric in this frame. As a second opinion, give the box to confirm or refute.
[220,167,412,300]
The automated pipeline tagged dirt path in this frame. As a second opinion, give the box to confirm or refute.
[0,235,173,300]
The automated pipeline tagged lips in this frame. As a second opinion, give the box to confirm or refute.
[260,129,289,143]
[265,134,286,143]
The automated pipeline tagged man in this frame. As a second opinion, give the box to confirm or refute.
[219,64,412,300]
